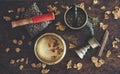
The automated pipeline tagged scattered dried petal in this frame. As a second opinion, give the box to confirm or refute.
[69,43,76,49]
[91,56,98,63]
[100,6,106,10]
[117,55,120,58]
[5,47,10,52]
[73,64,77,68]
[104,14,109,19]
[3,16,11,21]
[20,58,25,62]
[77,2,85,9]
[47,5,57,12]
[94,62,102,67]
[15,47,21,53]
[67,60,72,69]
[8,9,14,13]
[42,63,46,69]
[41,69,50,74]
[19,65,24,70]
[13,39,17,44]
[16,59,20,63]
[36,63,41,68]
[105,11,111,15]
[31,63,36,68]
[112,7,120,19]
[55,22,66,31]
[61,5,69,10]
[115,38,120,42]
[10,59,15,64]
[93,0,100,5]
[98,59,105,65]
[15,15,19,19]
[77,63,82,70]
[88,7,92,10]
[17,7,25,13]
[106,50,111,58]
[100,22,108,30]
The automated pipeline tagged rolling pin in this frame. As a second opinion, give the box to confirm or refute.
[12,12,55,28]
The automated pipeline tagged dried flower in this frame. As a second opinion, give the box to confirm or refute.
[76,63,82,70]
[42,63,47,69]
[73,64,77,68]
[15,15,19,19]
[3,16,11,21]
[104,14,109,19]
[26,57,28,64]
[36,63,41,68]
[105,11,111,15]
[15,48,21,53]
[106,50,111,58]
[93,0,100,5]
[55,9,61,15]
[12,39,17,44]
[22,35,25,40]
[10,59,15,64]
[16,59,20,63]
[19,65,24,70]
[47,5,57,12]
[28,41,32,46]
[17,7,25,14]
[8,9,14,13]
[91,56,98,63]
[99,22,108,30]
[112,7,120,19]
[117,55,120,58]
[55,22,66,31]
[5,47,10,52]
[18,40,23,45]
[41,69,50,74]
[77,2,85,9]
[31,63,36,68]
[20,58,25,62]
[61,5,69,10]
[69,43,76,49]
[67,60,72,69]
[100,6,106,10]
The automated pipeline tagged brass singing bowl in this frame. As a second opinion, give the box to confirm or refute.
[34,33,66,65]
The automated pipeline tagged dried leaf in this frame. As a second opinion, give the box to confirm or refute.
[98,59,105,65]
[73,64,77,68]
[104,14,109,19]
[105,11,111,15]
[47,5,57,12]
[94,62,102,67]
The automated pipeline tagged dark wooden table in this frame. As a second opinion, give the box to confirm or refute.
[0,0,120,74]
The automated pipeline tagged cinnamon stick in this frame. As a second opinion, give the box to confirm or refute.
[98,30,109,57]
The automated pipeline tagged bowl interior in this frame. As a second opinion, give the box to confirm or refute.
[34,33,66,65]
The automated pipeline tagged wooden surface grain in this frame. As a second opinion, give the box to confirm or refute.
[0,0,120,74]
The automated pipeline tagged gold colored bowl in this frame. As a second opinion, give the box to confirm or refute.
[34,33,66,65]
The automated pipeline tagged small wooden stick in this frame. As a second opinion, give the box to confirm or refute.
[98,30,109,57]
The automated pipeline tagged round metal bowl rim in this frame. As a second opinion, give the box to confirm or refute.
[34,33,66,65]
[64,6,88,30]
